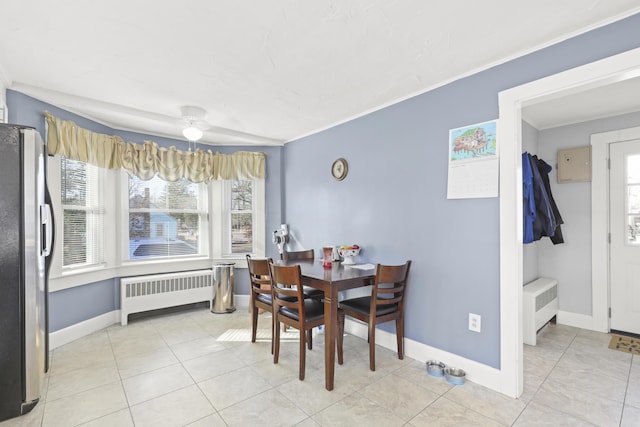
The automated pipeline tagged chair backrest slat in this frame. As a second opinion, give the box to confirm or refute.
[376,295,403,305]
[247,254,272,277]
[282,249,314,261]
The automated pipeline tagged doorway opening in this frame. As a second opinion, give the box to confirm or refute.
[498,47,640,398]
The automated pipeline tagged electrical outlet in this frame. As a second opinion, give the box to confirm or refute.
[469,313,481,333]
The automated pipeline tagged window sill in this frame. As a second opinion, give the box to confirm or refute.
[50,266,115,292]
[49,255,254,292]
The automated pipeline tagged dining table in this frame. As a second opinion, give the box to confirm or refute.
[276,259,376,391]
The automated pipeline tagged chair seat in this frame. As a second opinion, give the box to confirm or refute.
[339,296,398,317]
[303,286,324,299]
[256,293,272,305]
[280,299,324,322]
[261,293,298,303]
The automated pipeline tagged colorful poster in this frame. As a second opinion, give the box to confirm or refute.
[447,120,498,199]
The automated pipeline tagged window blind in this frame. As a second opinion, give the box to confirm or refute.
[61,158,105,268]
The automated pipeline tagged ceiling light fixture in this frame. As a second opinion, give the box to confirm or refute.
[180,106,207,144]
[182,125,203,142]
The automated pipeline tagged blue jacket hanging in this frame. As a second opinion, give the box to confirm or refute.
[522,152,535,243]
[529,153,556,240]
[533,156,564,244]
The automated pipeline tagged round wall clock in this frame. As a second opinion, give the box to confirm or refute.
[331,158,348,181]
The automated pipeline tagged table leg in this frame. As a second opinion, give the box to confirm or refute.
[324,285,337,391]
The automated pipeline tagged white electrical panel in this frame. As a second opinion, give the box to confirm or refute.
[557,146,591,183]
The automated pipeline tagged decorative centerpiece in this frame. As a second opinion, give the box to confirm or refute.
[338,244,360,265]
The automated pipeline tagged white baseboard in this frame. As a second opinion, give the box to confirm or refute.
[344,319,502,394]
[50,310,121,350]
[50,294,251,349]
[557,310,598,331]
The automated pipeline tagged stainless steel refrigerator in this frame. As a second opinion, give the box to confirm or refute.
[0,124,53,421]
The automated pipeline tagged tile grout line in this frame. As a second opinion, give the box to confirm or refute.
[619,353,635,427]
[108,325,136,427]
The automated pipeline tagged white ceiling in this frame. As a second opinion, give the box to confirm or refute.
[1,1,640,146]
[522,76,640,130]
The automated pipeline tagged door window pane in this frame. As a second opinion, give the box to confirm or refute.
[629,185,640,214]
[628,216,640,243]
[628,154,640,185]
[626,154,640,244]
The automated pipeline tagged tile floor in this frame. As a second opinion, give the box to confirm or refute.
[2,307,639,426]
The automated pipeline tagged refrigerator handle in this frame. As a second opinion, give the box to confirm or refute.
[41,204,53,257]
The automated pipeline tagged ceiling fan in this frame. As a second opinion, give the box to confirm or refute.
[180,106,209,145]
[174,104,282,146]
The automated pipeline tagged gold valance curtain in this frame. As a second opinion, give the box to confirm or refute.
[44,112,266,182]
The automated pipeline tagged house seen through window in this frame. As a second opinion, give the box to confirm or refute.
[128,175,204,259]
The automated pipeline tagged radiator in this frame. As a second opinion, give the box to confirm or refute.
[120,269,213,325]
[523,277,558,345]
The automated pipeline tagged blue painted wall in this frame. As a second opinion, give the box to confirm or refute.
[7,12,640,359]
[48,279,119,332]
[7,91,284,332]
[283,13,640,368]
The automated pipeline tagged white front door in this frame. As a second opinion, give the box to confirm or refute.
[610,139,640,334]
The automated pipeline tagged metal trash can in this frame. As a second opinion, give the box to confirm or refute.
[211,262,236,313]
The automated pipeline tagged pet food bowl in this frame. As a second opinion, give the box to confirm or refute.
[426,360,446,377]
[444,367,466,385]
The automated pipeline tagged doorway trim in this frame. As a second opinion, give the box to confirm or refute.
[498,47,640,398]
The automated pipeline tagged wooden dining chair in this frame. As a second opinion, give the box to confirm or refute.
[282,249,315,261]
[337,260,412,371]
[282,249,324,301]
[269,263,325,380]
[246,255,275,353]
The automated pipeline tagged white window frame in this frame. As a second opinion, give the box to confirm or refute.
[47,155,115,280]
[211,179,265,260]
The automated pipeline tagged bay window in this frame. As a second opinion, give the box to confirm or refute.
[45,114,268,290]
[49,155,265,288]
